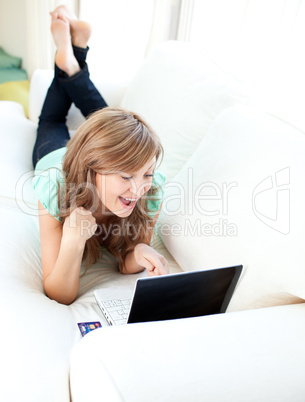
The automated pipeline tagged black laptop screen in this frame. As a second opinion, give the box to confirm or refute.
[127,265,243,324]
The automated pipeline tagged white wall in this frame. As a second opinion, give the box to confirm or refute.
[189,0,305,133]
[0,0,28,71]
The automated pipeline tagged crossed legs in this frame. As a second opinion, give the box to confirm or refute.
[32,6,107,168]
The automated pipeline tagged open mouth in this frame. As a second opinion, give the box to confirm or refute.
[119,196,138,209]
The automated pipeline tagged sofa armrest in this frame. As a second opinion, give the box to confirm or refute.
[28,69,128,130]
[70,303,305,402]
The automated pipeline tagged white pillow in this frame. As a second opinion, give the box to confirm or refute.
[158,104,305,311]
[121,41,249,180]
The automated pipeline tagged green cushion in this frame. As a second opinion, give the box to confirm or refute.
[0,68,28,84]
[0,47,22,69]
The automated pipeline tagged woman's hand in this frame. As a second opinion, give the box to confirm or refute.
[134,243,169,276]
[63,207,97,244]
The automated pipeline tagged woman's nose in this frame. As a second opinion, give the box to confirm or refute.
[130,178,150,197]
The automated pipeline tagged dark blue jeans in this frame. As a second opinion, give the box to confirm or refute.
[32,46,107,168]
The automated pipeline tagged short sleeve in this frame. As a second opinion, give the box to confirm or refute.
[146,170,166,217]
[32,167,64,221]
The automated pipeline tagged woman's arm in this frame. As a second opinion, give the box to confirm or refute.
[38,201,96,304]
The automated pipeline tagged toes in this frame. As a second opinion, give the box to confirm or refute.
[50,11,58,22]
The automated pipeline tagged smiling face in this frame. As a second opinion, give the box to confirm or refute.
[95,156,156,218]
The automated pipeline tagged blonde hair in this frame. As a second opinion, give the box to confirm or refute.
[58,107,163,272]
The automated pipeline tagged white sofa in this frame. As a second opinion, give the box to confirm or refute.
[1,41,304,402]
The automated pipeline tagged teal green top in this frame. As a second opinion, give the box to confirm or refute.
[32,147,166,221]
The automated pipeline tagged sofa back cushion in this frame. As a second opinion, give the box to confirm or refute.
[121,41,249,180]
[158,104,305,310]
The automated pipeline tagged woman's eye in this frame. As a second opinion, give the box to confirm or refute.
[122,174,153,180]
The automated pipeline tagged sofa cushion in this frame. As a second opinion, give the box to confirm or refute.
[121,41,249,180]
[0,47,22,69]
[158,104,305,310]
[70,303,305,402]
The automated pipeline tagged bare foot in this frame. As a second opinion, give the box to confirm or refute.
[70,20,92,49]
[51,5,91,48]
[50,14,80,77]
[51,5,77,21]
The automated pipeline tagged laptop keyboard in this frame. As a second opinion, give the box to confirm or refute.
[102,299,132,325]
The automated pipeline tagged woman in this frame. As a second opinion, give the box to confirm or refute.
[32,6,168,305]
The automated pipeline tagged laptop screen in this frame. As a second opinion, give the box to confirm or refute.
[127,265,243,324]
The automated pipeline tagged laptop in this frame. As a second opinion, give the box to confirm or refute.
[94,265,243,326]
